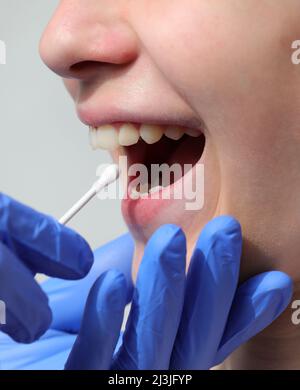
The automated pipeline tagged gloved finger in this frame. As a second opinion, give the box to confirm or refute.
[44,233,134,334]
[112,225,186,370]
[65,270,127,370]
[0,329,76,370]
[213,271,293,366]
[170,216,242,370]
[0,242,52,343]
[0,193,93,279]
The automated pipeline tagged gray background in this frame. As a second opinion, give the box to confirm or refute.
[0,0,127,251]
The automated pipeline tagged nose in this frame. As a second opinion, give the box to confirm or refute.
[39,0,139,79]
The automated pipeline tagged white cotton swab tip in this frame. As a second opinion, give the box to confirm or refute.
[59,164,120,226]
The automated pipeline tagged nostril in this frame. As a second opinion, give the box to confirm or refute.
[69,60,105,78]
[69,60,129,80]
[70,61,100,72]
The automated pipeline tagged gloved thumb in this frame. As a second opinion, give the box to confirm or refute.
[65,269,127,370]
[213,271,293,366]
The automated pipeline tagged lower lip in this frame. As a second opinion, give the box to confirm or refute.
[121,152,206,231]
[121,187,173,228]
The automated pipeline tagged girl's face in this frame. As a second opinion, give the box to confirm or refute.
[40,0,300,279]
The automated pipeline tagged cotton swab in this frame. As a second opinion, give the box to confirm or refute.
[59,164,120,225]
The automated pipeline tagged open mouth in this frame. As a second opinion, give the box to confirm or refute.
[89,123,206,196]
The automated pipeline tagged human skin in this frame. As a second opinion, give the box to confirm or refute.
[40,0,300,369]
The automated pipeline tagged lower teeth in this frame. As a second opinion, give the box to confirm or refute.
[129,184,164,199]
[149,185,163,194]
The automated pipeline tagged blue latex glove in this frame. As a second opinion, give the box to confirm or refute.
[0,232,134,370]
[0,193,93,344]
[110,218,293,369]
[0,214,293,369]
[45,233,134,334]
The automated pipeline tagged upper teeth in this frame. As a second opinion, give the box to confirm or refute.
[89,124,119,151]
[119,123,140,146]
[164,126,185,141]
[89,123,202,151]
[140,124,163,144]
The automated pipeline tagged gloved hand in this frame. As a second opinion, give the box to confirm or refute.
[0,212,293,369]
[90,217,292,369]
[0,228,134,370]
[0,192,93,344]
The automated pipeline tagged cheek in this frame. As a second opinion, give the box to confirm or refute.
[141,3,297,182]
[135,1,292,125]
[135,2,225,101]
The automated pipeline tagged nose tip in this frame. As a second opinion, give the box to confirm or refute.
[39,7,139,79]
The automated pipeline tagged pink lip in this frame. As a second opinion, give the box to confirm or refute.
[122,191,173,230]
[121,152,205,233]
[77,104,204,131]
[77,103,206,236]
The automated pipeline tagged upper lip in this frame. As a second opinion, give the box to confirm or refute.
[77,104,205,132]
